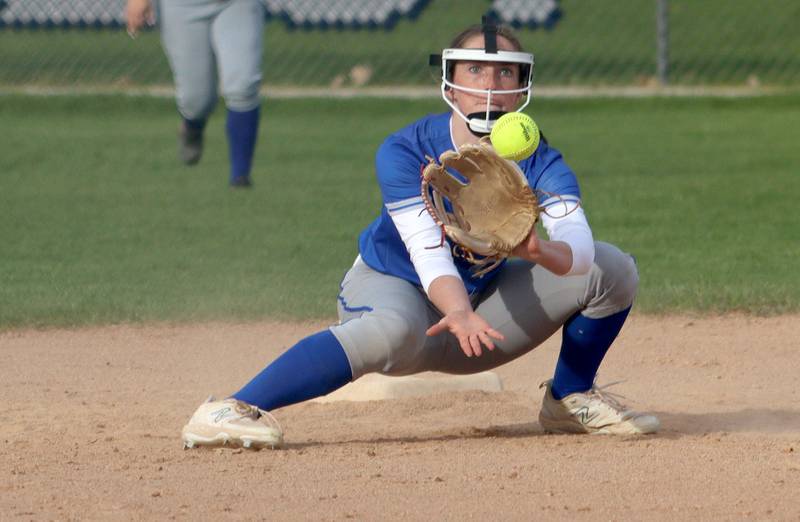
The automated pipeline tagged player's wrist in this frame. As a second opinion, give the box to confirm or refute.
[534,240,573,276]
[435,305,473,322]
[512,232,540,261]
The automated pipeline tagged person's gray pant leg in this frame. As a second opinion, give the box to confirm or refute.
[331,259,439,380]
[159,0,220,120]
[330,242,638,379]
[213,0,264,112]
[434,241,639,374]
[580,241,639,319]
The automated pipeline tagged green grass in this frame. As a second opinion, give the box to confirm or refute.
[1,0,800,87]
[537,96,800,314]
[0,94,798,329]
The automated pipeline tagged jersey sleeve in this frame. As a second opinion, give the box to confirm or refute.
[526,140,581,199]
[374,136,426,212]
[525,139,594,274]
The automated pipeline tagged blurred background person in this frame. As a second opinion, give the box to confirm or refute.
[126,0,265,188]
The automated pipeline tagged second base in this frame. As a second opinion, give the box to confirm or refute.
[311,371,503,403]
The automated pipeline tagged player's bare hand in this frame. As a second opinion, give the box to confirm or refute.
[426,310,504,358]
[125,0,154,38]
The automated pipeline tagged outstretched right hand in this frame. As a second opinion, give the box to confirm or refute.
[426,309,505,358]
[125,0,154,38]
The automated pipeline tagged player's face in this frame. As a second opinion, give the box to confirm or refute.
[449,34,522,115]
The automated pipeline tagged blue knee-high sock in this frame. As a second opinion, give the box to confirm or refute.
[231,330,353,411]
[225,106,260,183]
[550,306,632,400]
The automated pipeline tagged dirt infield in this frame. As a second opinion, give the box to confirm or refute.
[2,315,799,521]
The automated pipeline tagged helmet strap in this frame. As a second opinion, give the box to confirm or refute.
[465,110,506,137]
[482,14,498,54]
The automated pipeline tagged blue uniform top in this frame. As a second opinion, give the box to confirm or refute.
[358,112,581,295]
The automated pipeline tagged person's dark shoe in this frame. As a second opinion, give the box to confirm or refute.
[229,176,252,188]
[179,121,204,166]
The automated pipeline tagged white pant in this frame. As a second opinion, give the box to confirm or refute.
[158,0,265,119]
[331,241,639,379]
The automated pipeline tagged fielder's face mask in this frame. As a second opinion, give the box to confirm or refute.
[430,20,534,136]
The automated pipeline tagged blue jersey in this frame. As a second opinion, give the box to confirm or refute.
[358,112,581,295]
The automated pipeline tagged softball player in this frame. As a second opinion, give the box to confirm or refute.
[181,20,660,449]
[126,0,264,187]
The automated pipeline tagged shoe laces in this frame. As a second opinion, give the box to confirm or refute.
[232,400,262,419]
[586,380,630,413]
[211,398,281,434]
[233,401,283,434]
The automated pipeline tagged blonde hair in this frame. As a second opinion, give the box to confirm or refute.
[449,24,524,52]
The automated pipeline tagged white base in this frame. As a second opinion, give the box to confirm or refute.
[312,371,503,403]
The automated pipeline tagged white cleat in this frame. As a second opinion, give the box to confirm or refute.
[538,380,660,435]
[181,397,283,450]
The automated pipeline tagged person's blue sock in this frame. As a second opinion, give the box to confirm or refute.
[225,106,260,183]
[550,306,632,400]
[231,330,353,411]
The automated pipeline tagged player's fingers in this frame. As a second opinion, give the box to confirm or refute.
[477,331,495,351]
[426,318,448,337]
[457,335,474,357]
[126,13,141,37]
[486,328,505,341]
[469,334,483,357]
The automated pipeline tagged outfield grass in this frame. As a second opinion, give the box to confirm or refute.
[0,94,798,329]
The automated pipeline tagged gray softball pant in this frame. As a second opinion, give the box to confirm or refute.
[158,0,265,120]
[331,241,639,379]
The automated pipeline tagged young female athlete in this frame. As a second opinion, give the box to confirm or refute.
[181,20,659,449]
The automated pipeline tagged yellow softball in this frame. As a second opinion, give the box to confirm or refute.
[490,112,540,162]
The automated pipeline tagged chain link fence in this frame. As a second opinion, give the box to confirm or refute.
[1,0,799,90]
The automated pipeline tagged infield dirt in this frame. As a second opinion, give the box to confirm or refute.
[2,315,799,521]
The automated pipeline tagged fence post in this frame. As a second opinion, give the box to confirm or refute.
[656,0,669,85]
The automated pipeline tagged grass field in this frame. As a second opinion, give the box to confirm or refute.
[1,93,798,329]
[1,0,800,87]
